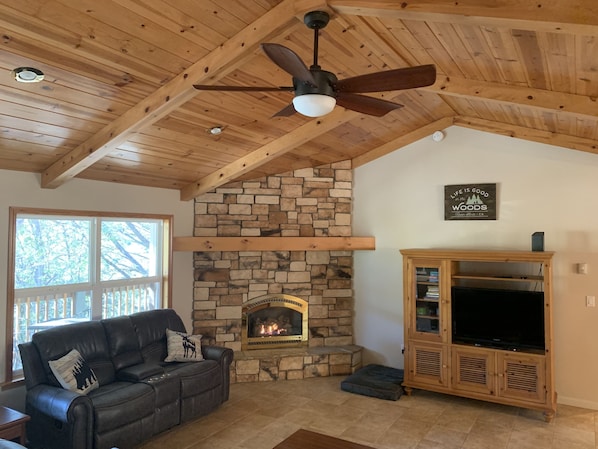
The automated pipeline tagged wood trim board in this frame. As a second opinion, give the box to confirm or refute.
[173,236,376,252]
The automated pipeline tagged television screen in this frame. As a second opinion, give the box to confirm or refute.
[451,286,545,352]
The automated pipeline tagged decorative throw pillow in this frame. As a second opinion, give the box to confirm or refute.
[48,349,99,394]
[164,328,204,362]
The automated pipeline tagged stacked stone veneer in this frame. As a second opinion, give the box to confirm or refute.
[192,160,362,382]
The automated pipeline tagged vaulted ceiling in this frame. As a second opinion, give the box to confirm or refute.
[2,1,597,200]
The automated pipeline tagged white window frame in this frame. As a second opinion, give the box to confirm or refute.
[6,207,173,382]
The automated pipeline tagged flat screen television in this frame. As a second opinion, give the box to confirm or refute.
[451,286,545,352]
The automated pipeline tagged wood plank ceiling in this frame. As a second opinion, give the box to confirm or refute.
[1,0,598,200]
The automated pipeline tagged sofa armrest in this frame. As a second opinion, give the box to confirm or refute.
[19,342,49,390]
[201,345,234,401]
[27,384,93,423]
[201,345,234,366]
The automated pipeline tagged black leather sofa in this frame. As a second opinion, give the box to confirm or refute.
[19,309,233,449]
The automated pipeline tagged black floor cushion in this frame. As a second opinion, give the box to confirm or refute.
[340,364,404,401]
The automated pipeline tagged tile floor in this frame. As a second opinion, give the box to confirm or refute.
[139,376,598,449]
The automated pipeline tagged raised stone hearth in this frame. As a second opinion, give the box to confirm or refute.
[234,345,362,382]
[192,161,363,382]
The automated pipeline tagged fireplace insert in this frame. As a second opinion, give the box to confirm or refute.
[241,294,308,350]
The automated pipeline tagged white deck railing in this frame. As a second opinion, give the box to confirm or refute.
[12,281,159,372]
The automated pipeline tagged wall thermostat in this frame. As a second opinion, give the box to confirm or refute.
[432,130,445,142]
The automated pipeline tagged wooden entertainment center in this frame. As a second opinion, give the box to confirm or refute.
[400,249,556,421]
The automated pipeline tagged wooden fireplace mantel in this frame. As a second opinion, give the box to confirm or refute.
[172,236,375,252]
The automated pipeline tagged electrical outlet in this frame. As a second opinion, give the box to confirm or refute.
[586,295,596,307]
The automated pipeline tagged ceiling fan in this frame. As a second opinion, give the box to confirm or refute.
[193,11,437,118]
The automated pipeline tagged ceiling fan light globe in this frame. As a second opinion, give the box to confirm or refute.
[292,94,336,117]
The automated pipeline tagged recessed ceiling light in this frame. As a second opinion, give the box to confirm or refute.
[12,67,44,83]
[209,126,223,135]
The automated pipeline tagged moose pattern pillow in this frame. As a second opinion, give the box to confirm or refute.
[49,349,99,394]
[165,329,204,362]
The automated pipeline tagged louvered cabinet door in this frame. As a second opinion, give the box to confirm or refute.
[407,343,449,388]
[497,353,546,403]
[451,347,495,395]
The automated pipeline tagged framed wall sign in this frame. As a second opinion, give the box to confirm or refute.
[444,183,497,220]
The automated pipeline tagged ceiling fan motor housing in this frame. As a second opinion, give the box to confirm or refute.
[293,70,337,98]
[303,11,330,30]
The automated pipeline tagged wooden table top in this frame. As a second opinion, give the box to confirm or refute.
[273,429,375,449]
[0,407,30,428]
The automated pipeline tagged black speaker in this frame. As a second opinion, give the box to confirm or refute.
[532,232,544,251]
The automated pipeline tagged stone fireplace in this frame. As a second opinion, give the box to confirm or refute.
[241,294,308,350]
[192,161,363,382]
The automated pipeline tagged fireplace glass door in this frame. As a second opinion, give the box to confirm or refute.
[248,306,302,338]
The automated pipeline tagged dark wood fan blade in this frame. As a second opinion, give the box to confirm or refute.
[336,92,403,117]
[193,85,294,92]
[336,64,436,93]
[272,103,297,117]
[261,43,317,86]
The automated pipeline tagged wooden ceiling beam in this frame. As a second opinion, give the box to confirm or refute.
[454,116,598,155]
[352,116,456,168]
[40,0,328,189]
[328,0,598,35]
[180,107,360,200]
[425,75,598,121]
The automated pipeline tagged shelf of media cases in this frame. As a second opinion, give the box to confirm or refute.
[400,248,556,423]
[412,263,443,340]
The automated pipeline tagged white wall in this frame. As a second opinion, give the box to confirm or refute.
[353,126,598,410]
[0,170,194,410]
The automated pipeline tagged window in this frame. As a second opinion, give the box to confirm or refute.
[7,208,172,381]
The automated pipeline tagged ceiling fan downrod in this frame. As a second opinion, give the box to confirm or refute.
[303,11,330,70]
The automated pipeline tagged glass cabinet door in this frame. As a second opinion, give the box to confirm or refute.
[413,263,442,339]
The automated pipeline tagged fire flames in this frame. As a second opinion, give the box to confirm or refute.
[254,315,291,337]
[258,321,288,336]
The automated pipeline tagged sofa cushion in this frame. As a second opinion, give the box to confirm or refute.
[129,309,186,364]
[164,329,204,362]
[48,349,99,394]
[32,321,115,386]
[88,381,154,433]
[163,359,221,398]
[101,315,144,371]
